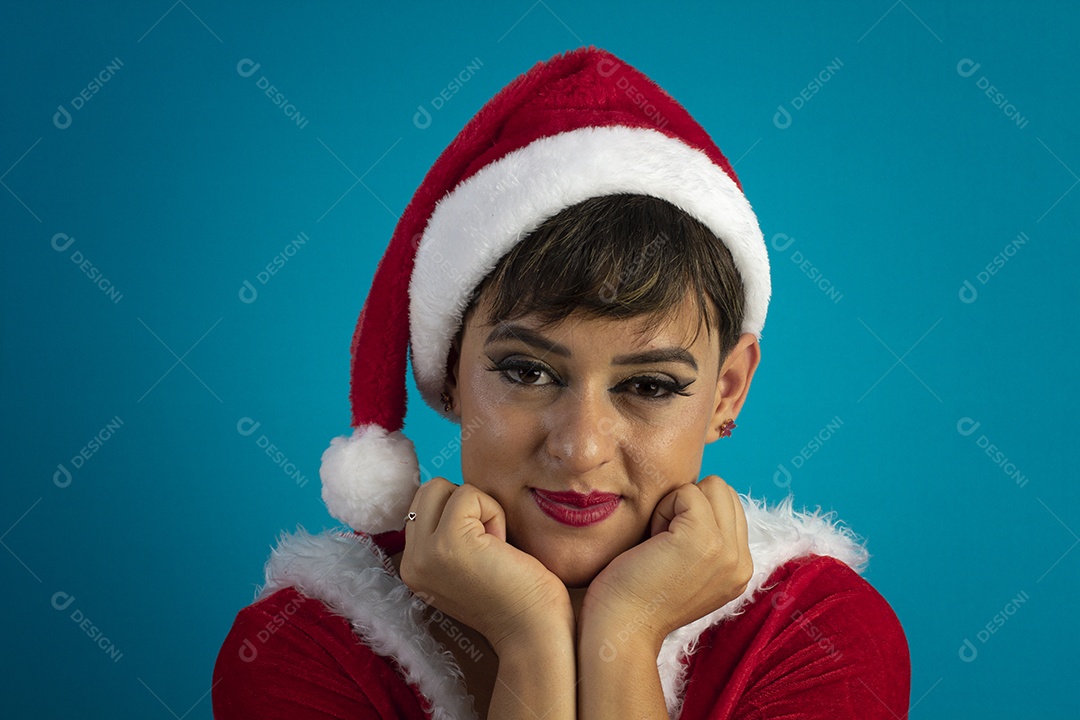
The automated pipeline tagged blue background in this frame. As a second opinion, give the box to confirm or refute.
[2,1,1076,717]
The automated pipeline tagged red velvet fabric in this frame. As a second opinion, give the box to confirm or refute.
[678,554,910,718]
[212,534,909,718]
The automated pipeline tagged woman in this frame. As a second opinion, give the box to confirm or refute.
[213,46,910,719]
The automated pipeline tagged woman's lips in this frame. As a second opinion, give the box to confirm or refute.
[531,489,621,527]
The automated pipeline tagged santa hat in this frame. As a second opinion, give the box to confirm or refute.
[320,46,771,534]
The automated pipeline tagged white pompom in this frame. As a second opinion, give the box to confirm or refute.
[319,425,421,534]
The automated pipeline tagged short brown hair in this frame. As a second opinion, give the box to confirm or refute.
[463,193,746,362]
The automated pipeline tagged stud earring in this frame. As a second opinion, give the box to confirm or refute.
[440,390,454,412]
[719,419,736,438]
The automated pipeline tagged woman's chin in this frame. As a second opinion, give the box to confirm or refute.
[517,538,622,589]
[552,561,603,589]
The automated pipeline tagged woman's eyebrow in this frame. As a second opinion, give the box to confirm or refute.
[484,323,698,371]
[484,324,570,356]
[612,348,699,372]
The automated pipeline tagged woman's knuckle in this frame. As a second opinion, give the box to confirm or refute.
[699,475,728,492]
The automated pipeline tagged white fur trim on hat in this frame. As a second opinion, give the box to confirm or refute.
[319,425,420,533]
[408,125,770,414]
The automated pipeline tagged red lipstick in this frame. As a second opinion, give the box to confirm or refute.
[531,489,621,527]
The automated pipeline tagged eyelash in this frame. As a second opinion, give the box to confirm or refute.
[485,358,693,400]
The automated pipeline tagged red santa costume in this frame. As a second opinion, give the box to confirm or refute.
[212,46,911,719]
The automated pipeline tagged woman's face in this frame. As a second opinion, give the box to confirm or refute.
[445,293,759,587]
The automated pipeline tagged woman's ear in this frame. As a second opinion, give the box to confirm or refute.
[705,333,761,443]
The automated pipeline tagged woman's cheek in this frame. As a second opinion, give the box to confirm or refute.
[625,421,706,497]
[460,402,530,495]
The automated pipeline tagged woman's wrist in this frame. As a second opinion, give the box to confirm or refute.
[489,605,576,720]
[578,610,665,665]
[577,615,670,719]
[488,594,576,659]
[578,591,670,657]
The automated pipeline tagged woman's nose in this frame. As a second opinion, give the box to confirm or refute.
[543,387,619,474]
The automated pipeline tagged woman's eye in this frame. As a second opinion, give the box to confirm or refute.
[633,379,667,397]
[617,376,692,400]
[505,366,552,385]
[487,359,558,386]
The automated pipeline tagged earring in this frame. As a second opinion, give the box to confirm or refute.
[440,390,454,412]
[719,419,736,438]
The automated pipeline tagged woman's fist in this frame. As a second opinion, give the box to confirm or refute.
[399,478,573,652]
[581,475,754,649]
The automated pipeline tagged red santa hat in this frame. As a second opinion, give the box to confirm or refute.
[320,46,771,534]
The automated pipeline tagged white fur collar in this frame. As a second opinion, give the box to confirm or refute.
[255,493,868,720]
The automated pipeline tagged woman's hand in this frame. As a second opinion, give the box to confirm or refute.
[399,477,573,654]
[580,475,754,654]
